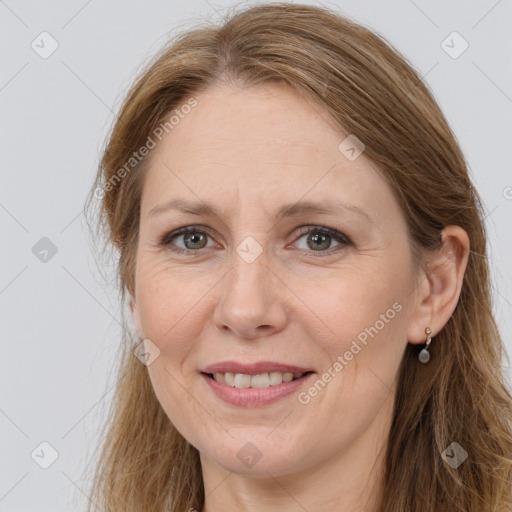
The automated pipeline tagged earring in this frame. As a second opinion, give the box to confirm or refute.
[418,327,433,364]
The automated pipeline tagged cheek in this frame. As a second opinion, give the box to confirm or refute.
[296,272,408,448]
[135,258,218,357]
[132,251,226,442]
[305,262,409,393]
[145,361,204,448]
[135,262,216,439]
[304,262,405,339]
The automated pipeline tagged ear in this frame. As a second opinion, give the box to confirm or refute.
[130,296,145,340]
[407,225,470,344]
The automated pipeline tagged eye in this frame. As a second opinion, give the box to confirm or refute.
[159,224,352,256]
[291,226,352,256]
[159,225,216,253]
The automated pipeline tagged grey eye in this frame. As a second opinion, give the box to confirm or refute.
[294,227,349,253]
[173,231,211,250]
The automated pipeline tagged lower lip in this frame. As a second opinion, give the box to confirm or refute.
[201,372,314,407]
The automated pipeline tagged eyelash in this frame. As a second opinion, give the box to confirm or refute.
[158,224,352,257]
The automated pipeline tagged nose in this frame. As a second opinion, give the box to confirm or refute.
[212,243,288,340]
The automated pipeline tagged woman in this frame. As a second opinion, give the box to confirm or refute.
[85,2,512,511]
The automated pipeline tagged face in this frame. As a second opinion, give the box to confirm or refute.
[132,82,422,478]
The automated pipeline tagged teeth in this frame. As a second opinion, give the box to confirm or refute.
[213,373,225,384]
[212,371,306,388]
[234,373,251,388]
[250,373,270,388]
[269,371,284,385]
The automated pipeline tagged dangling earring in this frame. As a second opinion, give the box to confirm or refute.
[418,327,433,363]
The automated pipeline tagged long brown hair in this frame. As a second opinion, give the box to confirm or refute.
[84,3,512,511]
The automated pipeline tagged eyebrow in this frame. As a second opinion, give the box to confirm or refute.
[147,198,373,224]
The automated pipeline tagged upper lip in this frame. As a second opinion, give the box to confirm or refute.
[202,361,314,375]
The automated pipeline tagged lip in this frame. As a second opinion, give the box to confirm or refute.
[202,361,313,375]
[201,372,315,408]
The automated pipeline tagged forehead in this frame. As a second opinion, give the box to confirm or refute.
[156,81,350,170]
[140,82,401,226]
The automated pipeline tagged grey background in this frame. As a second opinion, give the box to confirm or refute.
[1,0,511,510]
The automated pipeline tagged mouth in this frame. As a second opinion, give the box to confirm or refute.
[201,371,314,389]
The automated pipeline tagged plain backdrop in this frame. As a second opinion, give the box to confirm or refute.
[1,0,511,510]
